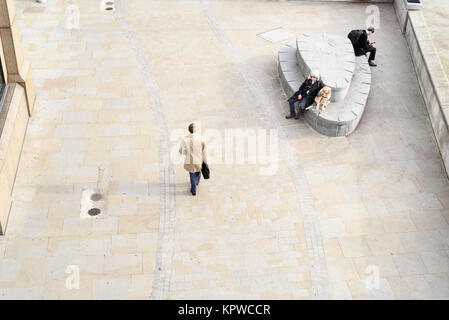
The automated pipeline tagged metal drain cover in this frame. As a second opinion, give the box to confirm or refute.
[81,189,107,219]
[91,193,103,201]
[101,0,115,11]
[88,208,101,216]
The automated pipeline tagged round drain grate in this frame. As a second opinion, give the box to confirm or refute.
[88,208,101,216]
[91,193,103,201]
[102,0,115,11]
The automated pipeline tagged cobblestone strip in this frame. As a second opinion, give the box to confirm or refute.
[114,0,176,300]
[202,0,329,299]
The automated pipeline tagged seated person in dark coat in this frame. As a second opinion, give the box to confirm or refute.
[347,26,377,67]
[286,70,325,120]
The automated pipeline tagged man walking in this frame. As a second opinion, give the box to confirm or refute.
[286,70,324,119]
[348,26,377,67]
[179,123,207,196]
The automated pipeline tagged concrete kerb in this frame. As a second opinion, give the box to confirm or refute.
[409,14,449,128]
[398,6,449,178]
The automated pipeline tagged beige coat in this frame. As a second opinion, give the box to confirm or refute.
[179,133,207,173]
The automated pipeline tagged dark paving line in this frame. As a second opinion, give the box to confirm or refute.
[114,0,176,300]
[201,0,329,299]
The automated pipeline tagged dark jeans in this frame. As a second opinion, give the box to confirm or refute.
[288,94,308,117]
[354,46,376,61]
[365,46,376,61]
[189,172,201,194]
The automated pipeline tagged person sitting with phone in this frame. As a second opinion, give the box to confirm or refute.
[347,26,377,67]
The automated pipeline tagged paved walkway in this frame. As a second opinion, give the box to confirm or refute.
[0,0,448,299]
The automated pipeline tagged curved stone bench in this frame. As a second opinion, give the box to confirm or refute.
[278,35,371,137]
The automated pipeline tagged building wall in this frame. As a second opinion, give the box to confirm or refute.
[0,0,35,234]
[0,84,28,234]
[393,0,449,178]
[393,0,408,30]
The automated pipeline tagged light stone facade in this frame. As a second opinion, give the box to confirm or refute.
[0,0,35,234]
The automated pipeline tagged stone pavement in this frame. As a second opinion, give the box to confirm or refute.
[0,0,448,299]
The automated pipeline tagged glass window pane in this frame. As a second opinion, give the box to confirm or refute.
[0,58,5,114]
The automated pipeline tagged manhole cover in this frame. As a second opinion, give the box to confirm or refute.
[81,189,107,219]
[88,208,101,216]
[101,0,115,11]
[91,193,102,201]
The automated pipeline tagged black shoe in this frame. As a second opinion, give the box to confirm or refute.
[286,115,296,119]
[191,189,196,196]
[295,114,301,120]
[368,60,377,67]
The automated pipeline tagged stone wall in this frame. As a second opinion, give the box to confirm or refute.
[0,84,28,234]
[0,0,35,234]
[393,0,408,31]
[393,0,449,178]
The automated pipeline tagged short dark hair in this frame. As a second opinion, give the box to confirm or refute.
[367,26,375,33]
[188,123,195,134]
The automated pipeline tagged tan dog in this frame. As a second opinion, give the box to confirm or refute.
[315,86,332,111]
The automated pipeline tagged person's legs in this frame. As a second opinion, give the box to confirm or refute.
[366,46,377,66]
[189,172,197,195]
[366,46,376,61]
[287,95,299,118]
[297,95,308,118]
[195,172,201,186]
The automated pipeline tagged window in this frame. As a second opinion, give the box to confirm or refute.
[0,58,6,113]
